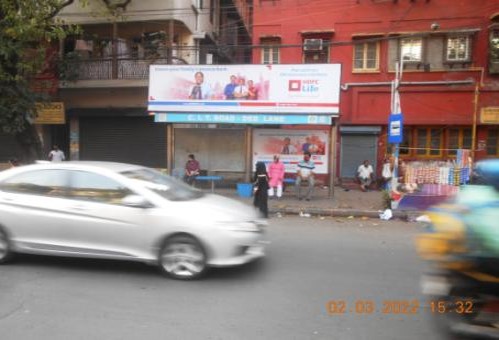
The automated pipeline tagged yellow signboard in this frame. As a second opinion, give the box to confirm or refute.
[481,107,499,124]
[34,102,65,124]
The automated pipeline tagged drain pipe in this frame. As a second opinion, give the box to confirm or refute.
[340,79,475,91]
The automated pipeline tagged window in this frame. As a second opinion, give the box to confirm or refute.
[415,128,443,157]
[261,38,280,64]
[446,36,471,62]
[304,38,329,64]
[400,38,422,62]
[353,41,379,71]
[121,168,204,201]
[487,127,499,156]
[447,128,472,156]
[69,171,133,205]
[489,28,499,74]
[0,170,69,197]
[399,127,411,155]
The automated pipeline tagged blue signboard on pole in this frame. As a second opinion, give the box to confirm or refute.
[388,113,403,144]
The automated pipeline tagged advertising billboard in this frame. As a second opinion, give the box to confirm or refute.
[252,129,329,174]
[148,64,341,114]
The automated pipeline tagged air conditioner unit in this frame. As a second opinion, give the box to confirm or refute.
[303,39,323,51]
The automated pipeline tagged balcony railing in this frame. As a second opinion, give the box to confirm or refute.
[61,57,178,81]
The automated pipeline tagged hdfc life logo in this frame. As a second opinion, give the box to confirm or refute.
[288,79,320,97]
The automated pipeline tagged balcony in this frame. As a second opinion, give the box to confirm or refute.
[58,56,186,88]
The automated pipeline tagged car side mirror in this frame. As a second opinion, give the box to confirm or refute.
[122,195,152,208]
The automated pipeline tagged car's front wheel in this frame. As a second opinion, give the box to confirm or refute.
[159,235,207,280]
[0,230,13,264]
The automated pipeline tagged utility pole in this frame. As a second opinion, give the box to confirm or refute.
[389,60,404,191]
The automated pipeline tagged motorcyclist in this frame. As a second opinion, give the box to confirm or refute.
[461,159,499,274]
[417,159,499,339]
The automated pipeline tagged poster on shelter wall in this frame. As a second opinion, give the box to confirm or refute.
[252,129,329,174]
[148,64,341,114]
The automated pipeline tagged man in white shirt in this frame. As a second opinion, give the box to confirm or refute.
[48,145,65,162]
[357,160,374,192]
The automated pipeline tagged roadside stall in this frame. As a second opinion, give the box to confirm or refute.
[393,149,473,210]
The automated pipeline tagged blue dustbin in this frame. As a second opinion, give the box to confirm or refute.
[237,183,253,198]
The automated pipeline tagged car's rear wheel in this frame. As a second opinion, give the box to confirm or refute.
[159,235,207,280]
[0,230,13,264]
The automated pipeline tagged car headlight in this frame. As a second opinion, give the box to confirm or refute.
[218,220,267,232]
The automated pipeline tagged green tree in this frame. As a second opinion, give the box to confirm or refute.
[0,0,83,162]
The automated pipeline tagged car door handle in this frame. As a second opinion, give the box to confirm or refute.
[69,205,88,211]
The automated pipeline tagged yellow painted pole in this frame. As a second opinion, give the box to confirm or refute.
[471,84,479,163]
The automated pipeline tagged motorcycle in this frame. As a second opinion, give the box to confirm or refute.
[416,160,499,339]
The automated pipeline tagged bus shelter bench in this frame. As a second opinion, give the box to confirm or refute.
[282,178,296,193]
[195,176,223,192]
[282,177,320,193]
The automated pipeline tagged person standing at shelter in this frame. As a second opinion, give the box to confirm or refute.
[268,155,285,200]
[381,157,393,190]
[48,145,65,162]
[357,159,374,192]
[184,154,201,185]
[253,161,269,218]
[295,152,315,201]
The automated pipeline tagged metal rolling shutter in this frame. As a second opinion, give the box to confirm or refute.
[340,134,378,178]
[80,116,166,168]
[0,132,22,163]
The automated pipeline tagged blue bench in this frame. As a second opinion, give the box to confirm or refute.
[195,176,223,192]
[283,178,296,184]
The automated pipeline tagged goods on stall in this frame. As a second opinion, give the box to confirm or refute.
[402,150,472,186]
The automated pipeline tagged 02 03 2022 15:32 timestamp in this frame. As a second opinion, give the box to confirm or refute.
[326,299,474,315]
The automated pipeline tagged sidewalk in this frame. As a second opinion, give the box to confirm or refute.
[205,184,414,219]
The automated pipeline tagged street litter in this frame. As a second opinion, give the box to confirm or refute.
[347,215,354,219]
[299,211,311,218]
[415,215,431,223]
[378,209,393,220]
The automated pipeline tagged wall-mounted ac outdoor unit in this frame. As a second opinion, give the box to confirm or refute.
[303,39,323,51]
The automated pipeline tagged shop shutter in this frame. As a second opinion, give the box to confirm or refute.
[340,134,378,178]
[80,116,166,168]
[0,132,22,163]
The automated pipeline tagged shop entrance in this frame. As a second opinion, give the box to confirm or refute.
[340,132,378,178]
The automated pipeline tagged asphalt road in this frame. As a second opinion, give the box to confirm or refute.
[0,217,443,340]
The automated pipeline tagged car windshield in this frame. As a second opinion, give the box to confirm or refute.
[120,168,204,201]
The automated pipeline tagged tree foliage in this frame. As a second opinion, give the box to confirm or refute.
[0,0,83,160]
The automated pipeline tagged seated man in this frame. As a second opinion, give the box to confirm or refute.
[184,154,200,185]
[295,152,315,201]
[357,160,374,192]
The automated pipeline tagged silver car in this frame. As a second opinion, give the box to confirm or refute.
[0,162,266,280]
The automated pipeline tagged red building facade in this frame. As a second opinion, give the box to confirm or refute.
[253,0,499,179]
